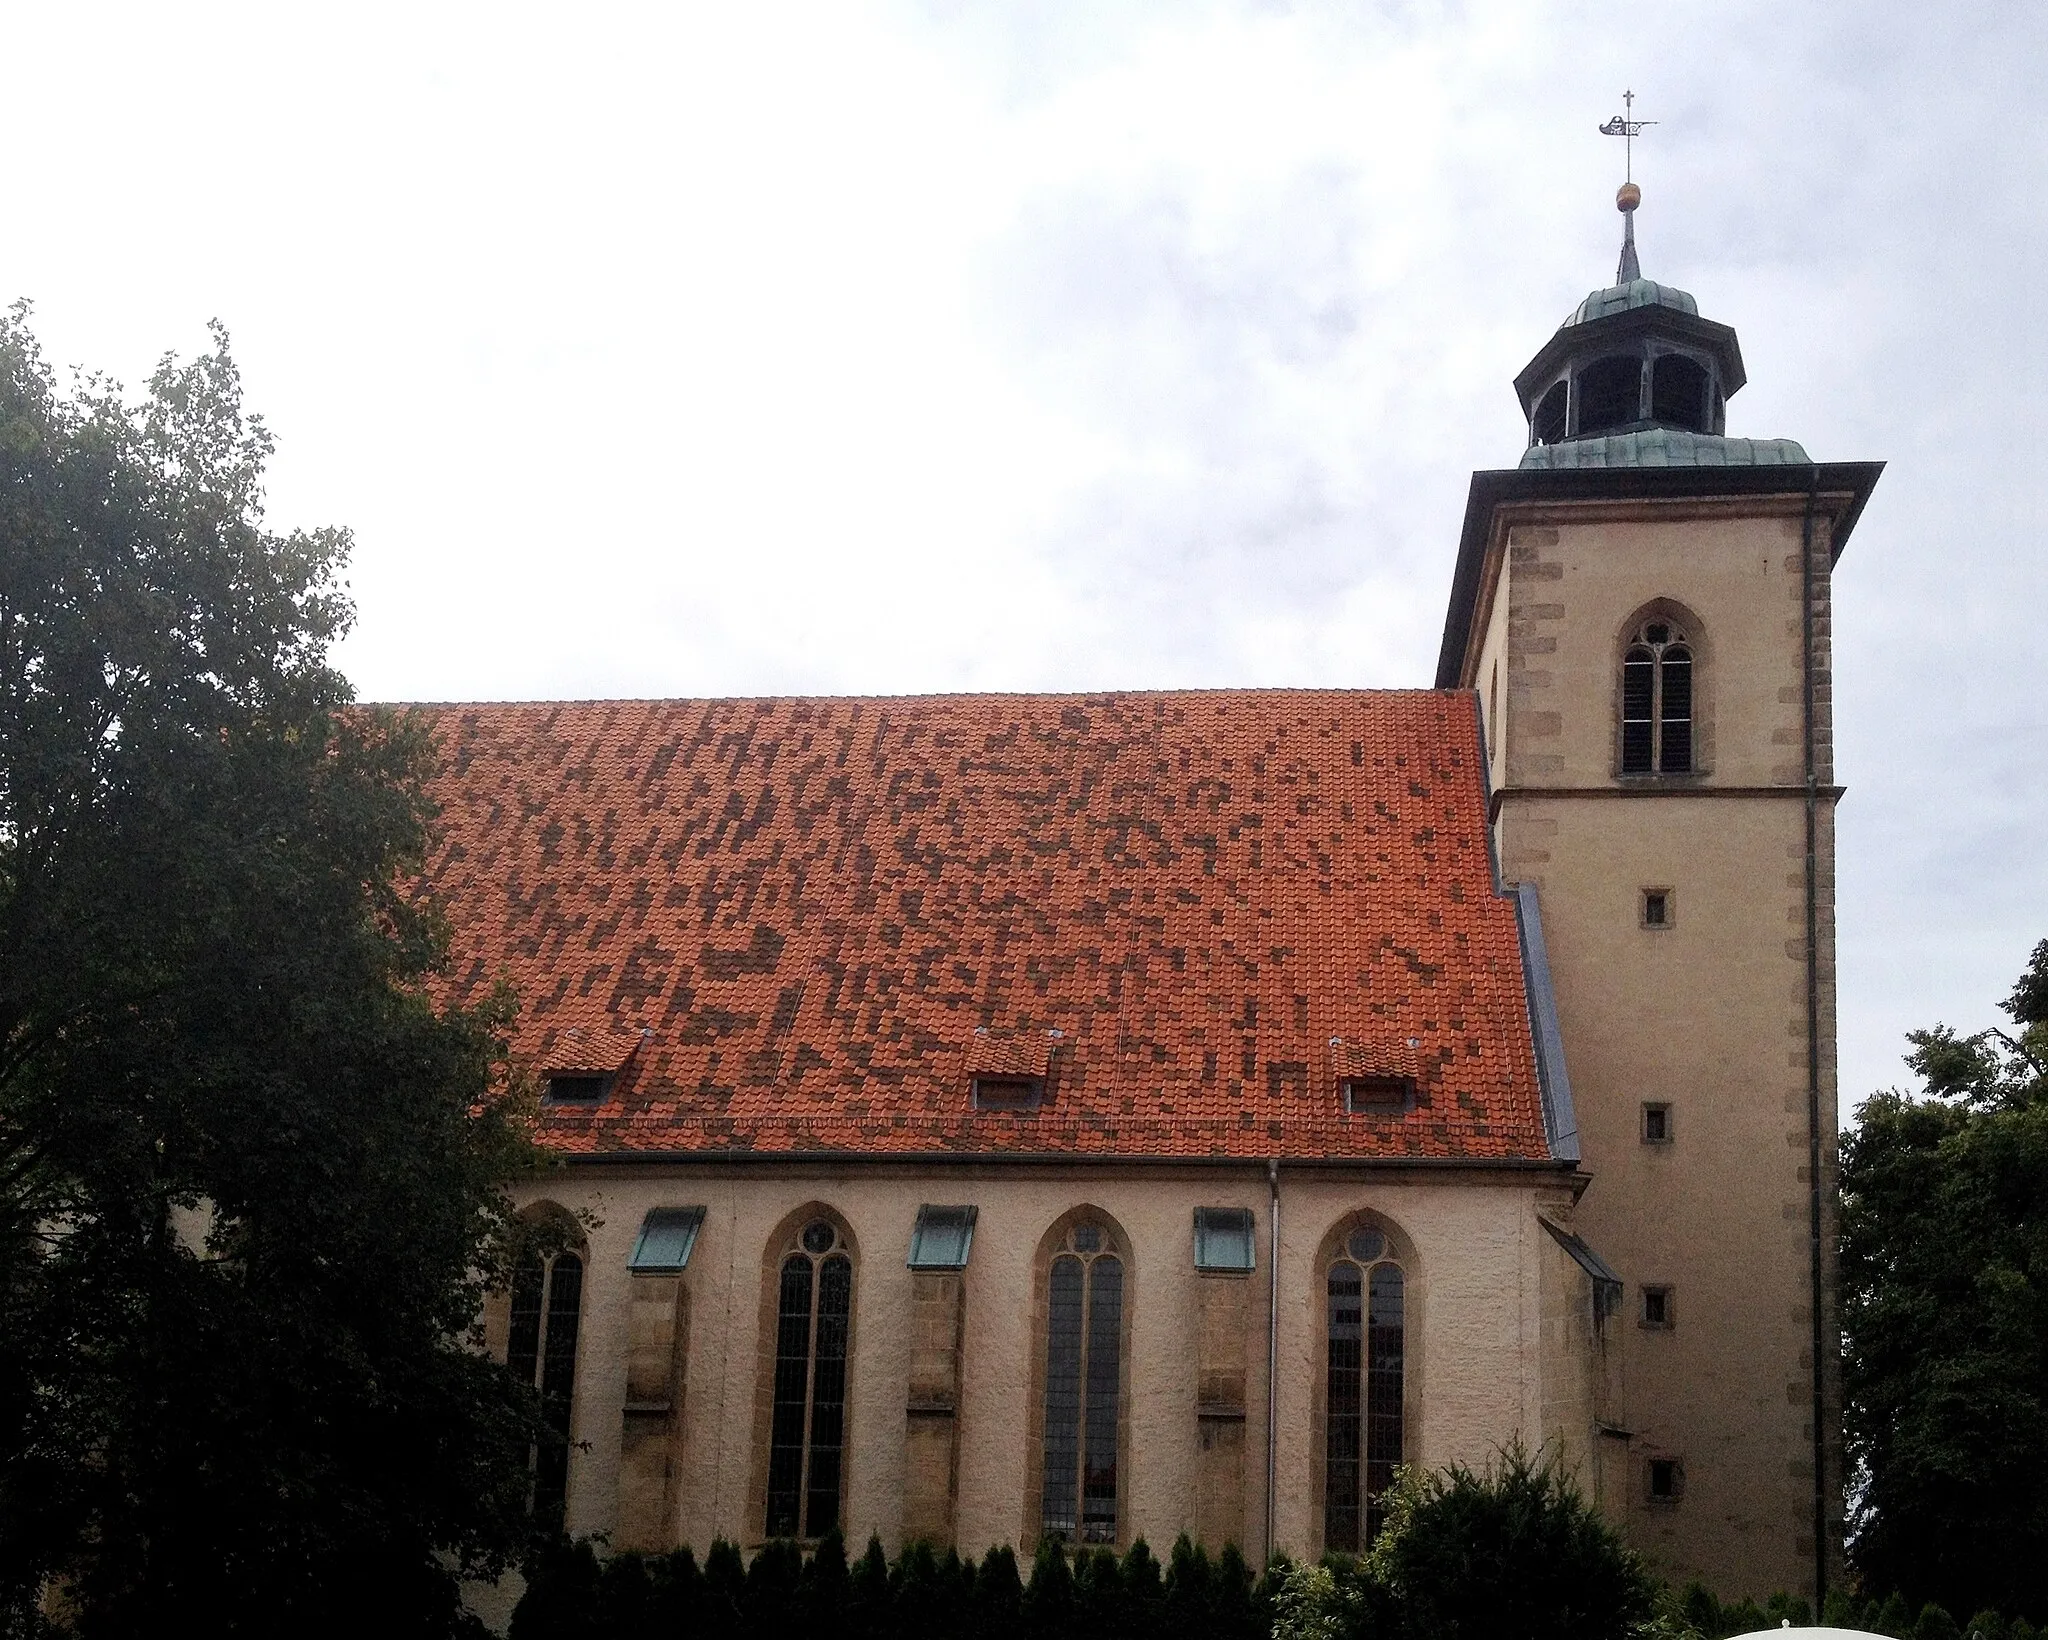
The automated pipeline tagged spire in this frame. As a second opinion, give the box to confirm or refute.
[1616,182,1642,283]
[1599,92,1654,283]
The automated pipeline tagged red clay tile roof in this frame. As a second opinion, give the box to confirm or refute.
[414,691,1551,1161]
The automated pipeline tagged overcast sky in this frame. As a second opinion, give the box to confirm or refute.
[10,1,2044,1110]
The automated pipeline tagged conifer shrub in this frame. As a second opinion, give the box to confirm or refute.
[1965,1610,2010,1640]
[1368,1441,1655,1640]
[848,1534,892,1640]
[1917,1605,1963,1640]
[509,1452,1669,1640]
[508,1537,600,1640]
[973,1543,1026,1640]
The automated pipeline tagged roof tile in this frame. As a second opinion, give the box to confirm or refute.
[414,691,1549,1162]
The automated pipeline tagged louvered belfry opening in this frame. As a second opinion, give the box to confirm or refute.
[765,1218,854,1538]
[1324,1223,1406,1552]
[1040,1218,1124,1544]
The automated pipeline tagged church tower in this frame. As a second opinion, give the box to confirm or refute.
[1435,183,1882,1603]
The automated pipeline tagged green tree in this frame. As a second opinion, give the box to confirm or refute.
[746,1538,804,1640]
[1270,1562,1365,1640]
[0,309,543,1635]
[1919,1608,1965,1640]
[847,1535,892,1640]
[1023,1537,1076,1639]
[1842,940,2048,1620]
[798,1530,850,1632]
[971,1544,1026,1640]
[1368,1442,1655,1640]
[703,1539,748,1640]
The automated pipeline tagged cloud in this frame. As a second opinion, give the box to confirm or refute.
[5,0,2043,1106]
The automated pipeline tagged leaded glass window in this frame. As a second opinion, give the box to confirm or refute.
[1324,1225,1405,1553]
[1041,1218,1124,1544]
[1621,619,1694,774]
[507,1242,585,1529]
[765,1218,853,1538]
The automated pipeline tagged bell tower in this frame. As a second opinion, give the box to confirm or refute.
[1436,182,1883,1604]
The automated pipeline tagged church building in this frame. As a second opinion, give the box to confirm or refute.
[421,186,1882,1605]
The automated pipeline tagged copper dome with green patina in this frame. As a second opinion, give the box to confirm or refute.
[1511,202,1808,470]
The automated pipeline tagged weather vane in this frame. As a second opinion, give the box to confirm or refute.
[1598,90,1655,184]
[1599,91,1655,283]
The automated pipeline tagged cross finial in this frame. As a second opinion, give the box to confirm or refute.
[1598,90,1656,184]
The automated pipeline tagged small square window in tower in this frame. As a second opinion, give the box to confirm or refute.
[628,1206,705,1273]
[1641,1103,1673,1144]
[1641,888,1673,928]
[1193,1208,1256,1273]
[907,1205,978,1270]
[1640,1286,1676,1328]
[1647,1457,1685,1504]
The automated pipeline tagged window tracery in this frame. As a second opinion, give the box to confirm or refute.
[1324,1223,1405,1551]
[1040,1217,1125,1544]
[507,1235,585,1529]
[765,1216,854,1539]
[1621,618,1694,774]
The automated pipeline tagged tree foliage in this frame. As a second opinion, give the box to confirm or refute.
[1843,939,2048,1622]
[1367,1442,1655,1640]
[0,307,543,1635]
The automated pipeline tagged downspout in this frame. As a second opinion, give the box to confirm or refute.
[1801,466,1828,1612]
[1266,1157,1280,1566]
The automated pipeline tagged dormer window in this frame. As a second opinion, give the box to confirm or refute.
[1342,1074,1414,1113]
[1622,620,1694,774]
[972,1075,1044,1110]
[544,1072,608,1104]
[965,1029,1057,1110]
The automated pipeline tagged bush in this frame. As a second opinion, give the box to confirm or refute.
[510,1448,1662,1640]
[510,1529,1268,1640]
[1271,1563,1365,1640]
[1370,1442,1655,1640]
[1917,1607,1963,1640]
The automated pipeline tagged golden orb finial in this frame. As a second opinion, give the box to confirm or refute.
[1617,182,1641,212]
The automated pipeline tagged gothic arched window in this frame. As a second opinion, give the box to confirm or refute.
[765,1217,854,1539]
[1324,1224,1405,1551]
[1040,1216,1125,1544]
[1621,619,1694,774]
[508,1239,585,1529]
